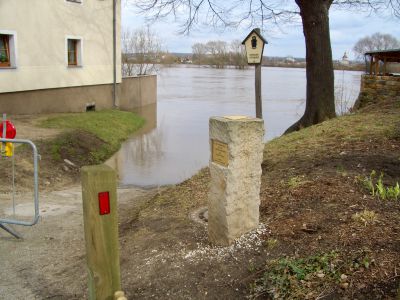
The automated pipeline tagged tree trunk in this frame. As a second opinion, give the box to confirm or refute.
[285,0,336,134]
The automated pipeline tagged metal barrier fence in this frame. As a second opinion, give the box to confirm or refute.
[0,138,39,238]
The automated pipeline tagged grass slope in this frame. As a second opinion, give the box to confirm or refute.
[40,110,145,164]
[255,102,400,299]
[0,110,145,191]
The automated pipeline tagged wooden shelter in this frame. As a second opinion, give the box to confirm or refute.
[365,49,400,75]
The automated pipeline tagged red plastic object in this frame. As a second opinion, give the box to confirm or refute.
[98,191,110,215]
[0,120,17,139]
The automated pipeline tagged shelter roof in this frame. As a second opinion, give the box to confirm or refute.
[364,49,400,62]
[241,29,268,45]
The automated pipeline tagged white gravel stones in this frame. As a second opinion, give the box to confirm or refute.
[182,223,270,263]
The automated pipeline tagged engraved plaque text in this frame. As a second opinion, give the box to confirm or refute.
[212,140,229,167]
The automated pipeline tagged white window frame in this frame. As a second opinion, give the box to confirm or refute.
[0,30,17,69]
[65,36,83,67]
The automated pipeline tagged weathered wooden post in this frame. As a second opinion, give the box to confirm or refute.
[81,165,121,300]
[208,116,264,246]
[114,291,127,300]
[242,28,267,119]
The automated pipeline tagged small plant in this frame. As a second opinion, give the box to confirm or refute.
[0,53,7,62]
[386,183,400,200]
[375,173,386,200]
[287,175,309,189]
[250,251,342,299]
[352,210,378,226]
[336,164,348,176]
[248,262,256,273]
[357,170,399,201]
[357,170,376,196]
[251,250,373,299]
[265,238,278,249]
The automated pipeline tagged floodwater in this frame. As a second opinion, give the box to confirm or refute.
[106,66,362,187]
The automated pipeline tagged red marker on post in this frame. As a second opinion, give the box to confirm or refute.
[1,115,16,157]
[0,119,17,139]
[98,191,111,215]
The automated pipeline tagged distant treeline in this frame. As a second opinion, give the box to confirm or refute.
[191,40,247,69]
[125,52,364,72]
[123,25,365,75]
[264,60,364,71]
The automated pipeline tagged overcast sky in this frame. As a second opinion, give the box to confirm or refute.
[122,3,399,60]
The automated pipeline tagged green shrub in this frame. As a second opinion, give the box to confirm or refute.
[357,170,399,201]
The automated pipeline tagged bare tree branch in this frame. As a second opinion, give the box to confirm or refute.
[132,0,399,34]
[121,26,164,76]
[353,32,400,59]
[133,0,300,34]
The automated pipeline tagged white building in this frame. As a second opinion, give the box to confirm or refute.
[341,51,350,65]
[0,0,131,114]
[285,56,295,63]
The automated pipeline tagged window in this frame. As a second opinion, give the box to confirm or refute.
[0,31,17,68]
[0,34,10,67]
[66,38,82,67]
[68,39,78,66]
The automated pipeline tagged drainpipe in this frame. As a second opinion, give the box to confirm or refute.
[112,0,117,108]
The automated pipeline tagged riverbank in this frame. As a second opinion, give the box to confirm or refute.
[1,97,399,298]
[116,97,400,299]
[160,62,364,71]
[0,110,144,192]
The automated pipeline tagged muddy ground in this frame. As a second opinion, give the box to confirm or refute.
[0,115,269,299]
[1,103,400,299]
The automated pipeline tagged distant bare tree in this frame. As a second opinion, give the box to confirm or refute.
[353,32,400,59]
[191,40,246,68]
[122,29,135,76]
[160,52,178,65]
[192,42,207,65]
[229,40,247,69]
[206,40,228,68]
[122,26,163,76]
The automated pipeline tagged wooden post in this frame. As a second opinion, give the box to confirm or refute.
[81,165,121,300]
[255,64,262,119]
[254,27,263,119]
[383,57,387,75]
[114,291,127,300]
[369,55,373,75]
[375,56,379,75]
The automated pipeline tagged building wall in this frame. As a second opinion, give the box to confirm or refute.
[119,75,157,110]
[354,75,400,109]
[0,75,157,114]
[0,0,121,93]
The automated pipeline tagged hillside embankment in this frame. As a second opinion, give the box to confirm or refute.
[1,98,399,299]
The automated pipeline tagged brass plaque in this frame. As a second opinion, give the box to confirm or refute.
[212,139,229,167]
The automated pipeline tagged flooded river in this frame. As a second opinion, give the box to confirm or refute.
[106,66,362,187]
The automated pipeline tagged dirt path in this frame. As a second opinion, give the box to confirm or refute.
[0,185,158,299]
[0,179,269,299]
[6,114,61,141]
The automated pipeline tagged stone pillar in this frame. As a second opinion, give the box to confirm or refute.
[208,116,264,246]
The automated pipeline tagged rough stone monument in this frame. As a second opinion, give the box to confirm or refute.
[208,116,264,246]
